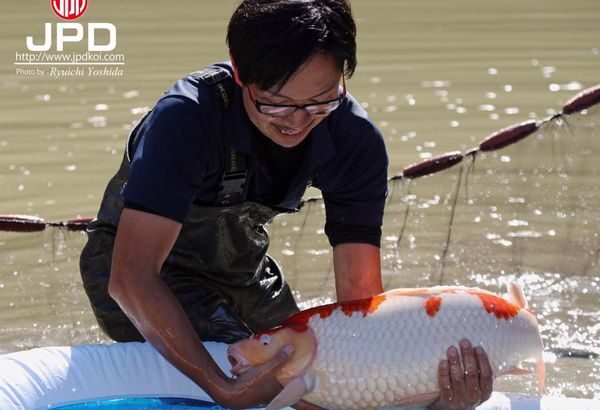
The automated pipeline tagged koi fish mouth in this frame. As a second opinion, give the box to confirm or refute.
[227,347,251,376]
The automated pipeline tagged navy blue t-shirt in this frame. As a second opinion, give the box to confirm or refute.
[122,63,388,247]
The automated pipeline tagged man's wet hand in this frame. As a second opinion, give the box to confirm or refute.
[217,345,294,409]
[428,339,493,410]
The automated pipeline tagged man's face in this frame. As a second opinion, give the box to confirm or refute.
[239,53,343,149]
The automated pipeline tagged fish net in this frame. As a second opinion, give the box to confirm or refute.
[1,86,598,306]
[1,87,599,389]
[270,87,600,300]
[0,220,92,352]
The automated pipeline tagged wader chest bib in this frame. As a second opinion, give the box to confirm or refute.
[80,67,299,343]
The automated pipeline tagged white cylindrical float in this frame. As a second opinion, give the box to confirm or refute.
[0,342,597,410]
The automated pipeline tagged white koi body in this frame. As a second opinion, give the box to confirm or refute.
[228,283,544,410]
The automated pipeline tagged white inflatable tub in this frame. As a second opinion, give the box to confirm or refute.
[0,342,597,410]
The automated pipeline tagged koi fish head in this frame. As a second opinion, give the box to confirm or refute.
[227,324,317,383]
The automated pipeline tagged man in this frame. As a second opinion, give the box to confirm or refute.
[80,1,493,408]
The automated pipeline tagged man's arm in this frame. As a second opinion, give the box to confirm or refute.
[332,242,383,301]
[109,208,292,408]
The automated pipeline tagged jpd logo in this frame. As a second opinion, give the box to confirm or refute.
[27,0,116,51]
[51,0,88,21]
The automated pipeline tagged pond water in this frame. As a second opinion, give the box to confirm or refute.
[0,0,598,402]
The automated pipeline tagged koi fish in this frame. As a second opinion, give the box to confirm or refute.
[227,282,545,410]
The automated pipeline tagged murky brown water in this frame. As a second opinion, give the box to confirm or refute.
[0,0,599,401]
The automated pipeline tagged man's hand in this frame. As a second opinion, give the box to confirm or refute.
[428,339,493,410]
[214,345,294,409]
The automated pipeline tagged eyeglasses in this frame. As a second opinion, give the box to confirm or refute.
[247,77,346,118]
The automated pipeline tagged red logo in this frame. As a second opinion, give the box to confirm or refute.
[51,0,88,20]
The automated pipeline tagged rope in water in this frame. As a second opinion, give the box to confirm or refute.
[1,84,598,232]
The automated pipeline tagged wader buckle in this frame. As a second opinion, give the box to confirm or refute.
[215,147,248,206]
[215,172,247,206]
[192,66,248,206]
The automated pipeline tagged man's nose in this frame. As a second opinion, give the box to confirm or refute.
[284,108,311,128]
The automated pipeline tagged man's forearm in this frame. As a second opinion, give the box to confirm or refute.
[109,272,230,401]
[332,243,383,301]
[108,208,233,403]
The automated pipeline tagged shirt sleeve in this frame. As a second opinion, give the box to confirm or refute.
[321,106,389,246]
[122,95,212,223]
[324,220,382,247]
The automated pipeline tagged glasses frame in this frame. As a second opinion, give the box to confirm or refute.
[246,77,347,118]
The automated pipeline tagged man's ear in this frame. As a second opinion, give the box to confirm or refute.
[230,56,244,87]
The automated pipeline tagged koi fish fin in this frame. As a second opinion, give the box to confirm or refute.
[505,366,533,375]
[265,372,317,410]
[507,281,528,309]
[537,353,546,395]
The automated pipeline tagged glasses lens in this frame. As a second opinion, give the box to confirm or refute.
[255,92,344,117]
[305,100,341,115]
[259,105,296,117]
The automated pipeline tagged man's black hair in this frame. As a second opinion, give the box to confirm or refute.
[227,0,357,91]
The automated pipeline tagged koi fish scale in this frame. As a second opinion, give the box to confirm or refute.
[227,284,544,410]
[305,292,540,409]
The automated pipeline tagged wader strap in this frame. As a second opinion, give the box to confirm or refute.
[190,66,249,206]
[190,66,232,110]
[126,111,151,162]
[126,65,248,206]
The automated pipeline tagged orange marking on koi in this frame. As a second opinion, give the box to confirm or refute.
[283,295,387,327]
[425,296,442,317]
[252,323,308,340]
[469,291,520,320]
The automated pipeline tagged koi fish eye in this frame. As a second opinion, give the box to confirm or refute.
[259,334,271,346]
